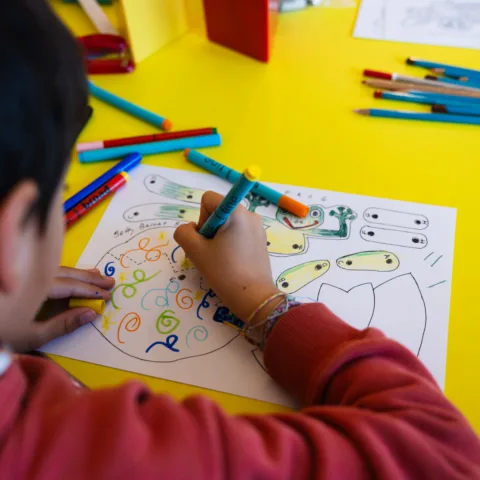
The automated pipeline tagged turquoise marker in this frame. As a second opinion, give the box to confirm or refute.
[185,149,309,218]
[199,165,262,239]
[80,134,221,163]
[88,81,172,130]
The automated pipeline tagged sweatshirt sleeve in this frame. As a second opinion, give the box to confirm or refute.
[1,303,479,480]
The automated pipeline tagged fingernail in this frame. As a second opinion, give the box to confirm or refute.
[79,310,97,324]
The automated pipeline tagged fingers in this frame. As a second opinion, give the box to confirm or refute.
[48,277,113,301]
[174,222,206,258]
[56,266,115,289]
[198,191,225,228]
[33,308,97,348]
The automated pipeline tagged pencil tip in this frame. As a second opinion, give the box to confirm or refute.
[354,109,369,116]
[406,57,415,65]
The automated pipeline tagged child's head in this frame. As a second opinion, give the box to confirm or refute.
[0,0,88,343]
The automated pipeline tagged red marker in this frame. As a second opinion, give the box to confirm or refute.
[76,128,217,153]
[65,172,128,229]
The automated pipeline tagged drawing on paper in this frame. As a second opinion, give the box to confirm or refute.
[336,251,400,272]
[42,164,456,405]
[124,174,357,255]
[402,1,480,31]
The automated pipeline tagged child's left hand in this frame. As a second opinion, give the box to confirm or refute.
[20,267,115,352]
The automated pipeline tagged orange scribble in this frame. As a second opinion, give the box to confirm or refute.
[120,237,169,268]
[176,288,193,310]
[117,312,141,344]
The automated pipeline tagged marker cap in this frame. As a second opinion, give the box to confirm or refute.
[244,165,262,182]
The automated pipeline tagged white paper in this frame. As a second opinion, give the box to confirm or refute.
[43,165,456,406]
[354,0,480,49]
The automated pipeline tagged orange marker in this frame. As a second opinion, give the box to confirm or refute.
[185,149,309,218]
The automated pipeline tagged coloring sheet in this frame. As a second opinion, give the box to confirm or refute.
[43,165,456,406]
[354,0,480,50]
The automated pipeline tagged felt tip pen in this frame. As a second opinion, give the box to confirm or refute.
[69,298,106,315]
[64,152,141,212]
[80,134,221,163]
[65,172,129,229]
[88,81,172,130]
[185,149,309,219]
[198,165,261,239]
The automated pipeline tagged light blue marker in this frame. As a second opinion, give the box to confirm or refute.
[185,149,309,218]
[88,81,172,130]
[199,165,262,239]
[407,58,480,79]
[79,134,221,163]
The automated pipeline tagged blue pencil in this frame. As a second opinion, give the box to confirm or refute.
[88,81,172,130]
[424,75,480,89]
[406,90,480,105]
[375,91,480,109]
[79,134,221,163]
[356,108,480,126]
[407,58,480,80]
[432,104,480,117]
[198,165,261,239]
[64,152,141,212]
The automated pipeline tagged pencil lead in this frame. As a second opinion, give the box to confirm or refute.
[354,109,369,115]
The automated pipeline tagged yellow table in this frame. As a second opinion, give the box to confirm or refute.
[53,1,480,430]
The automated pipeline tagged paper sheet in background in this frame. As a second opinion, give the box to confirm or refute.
[43,165,456,406]
[354,0,480,49]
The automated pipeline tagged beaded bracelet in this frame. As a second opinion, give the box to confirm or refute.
[243,294,301,350]
[244,292,286,325]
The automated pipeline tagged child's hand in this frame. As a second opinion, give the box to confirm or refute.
[174,192,279,322]
[13,267,114,352]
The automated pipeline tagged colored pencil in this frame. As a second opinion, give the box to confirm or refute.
[405,90,480,105]
[79,134,221,163]
[432,104,480,117]
[374,90,480,108]
[363,69,479,91]
[199,166,261,238]
[65,172,129,228]
[77,128,217,152]
[355,108,480,126]
[185,149,310,218]
[363,80,480,98]
[406,58,480,80]
[424,75,480,88]
[63,152,141,212]
[88,81,172,130]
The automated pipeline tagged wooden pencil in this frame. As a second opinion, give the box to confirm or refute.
[362,80,480,99]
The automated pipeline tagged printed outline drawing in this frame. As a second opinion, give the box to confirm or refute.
[360,225,428,249]
[276,260,331,294]
[363,207,429,230]
[92,226,242,364]
[336,250,400,272]
[124,174,358,256]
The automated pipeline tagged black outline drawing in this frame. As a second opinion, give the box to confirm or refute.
[336,250,400,272]
[276,260,330,294]
[360,226,428,249]
[92,227,241,364]
[363,208,429,230]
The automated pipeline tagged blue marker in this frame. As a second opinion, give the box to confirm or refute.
[79,134,221,163]
[88,81,172,130]
[199,165,262,239]
[64,152,141,212]
[185,150,309,218]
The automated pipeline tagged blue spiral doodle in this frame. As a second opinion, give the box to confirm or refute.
[171,245,182,264]
[186,326,208,349]
[141,280,180,310]
[104,261,115,277]
[145,334,180,353]
[196,290,217,320]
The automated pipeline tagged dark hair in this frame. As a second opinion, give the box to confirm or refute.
[0,0,89,228]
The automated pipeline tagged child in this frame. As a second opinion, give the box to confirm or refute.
[0,1,478,478]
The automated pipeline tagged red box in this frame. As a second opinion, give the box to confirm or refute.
[202,0,280,62]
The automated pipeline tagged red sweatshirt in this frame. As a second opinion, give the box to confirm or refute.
[0,304,478,479]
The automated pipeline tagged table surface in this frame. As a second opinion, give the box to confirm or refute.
[53,1,480,429]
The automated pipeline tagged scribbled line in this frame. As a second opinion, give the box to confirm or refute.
[117,312,141,344]
[176,288,193,310]
[186,326,208,348]
[156,310,180,334]
[104,261,115,277]
[146,334,180,353]
[120,237,169,268]
[427,280,447,289]
[196,290,217,320]
[141,280,180,310]
[171,245,181,264]
[424,252,434,261]
[112,269,161,309]
[431,255,443,267]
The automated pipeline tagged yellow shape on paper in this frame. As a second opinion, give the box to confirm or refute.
[118,272,127,283]
[266,224,307,255]
[194,290,204,301]
[181,257,195,270]
[158,232,165,241]
[276,260,330,294]
[101,312,116,334]
[336,251,400,272]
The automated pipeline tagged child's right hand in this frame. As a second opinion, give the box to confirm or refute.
[174,192,280,322]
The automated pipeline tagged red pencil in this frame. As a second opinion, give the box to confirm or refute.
[76,127,217,152]
[65,172,128,229]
